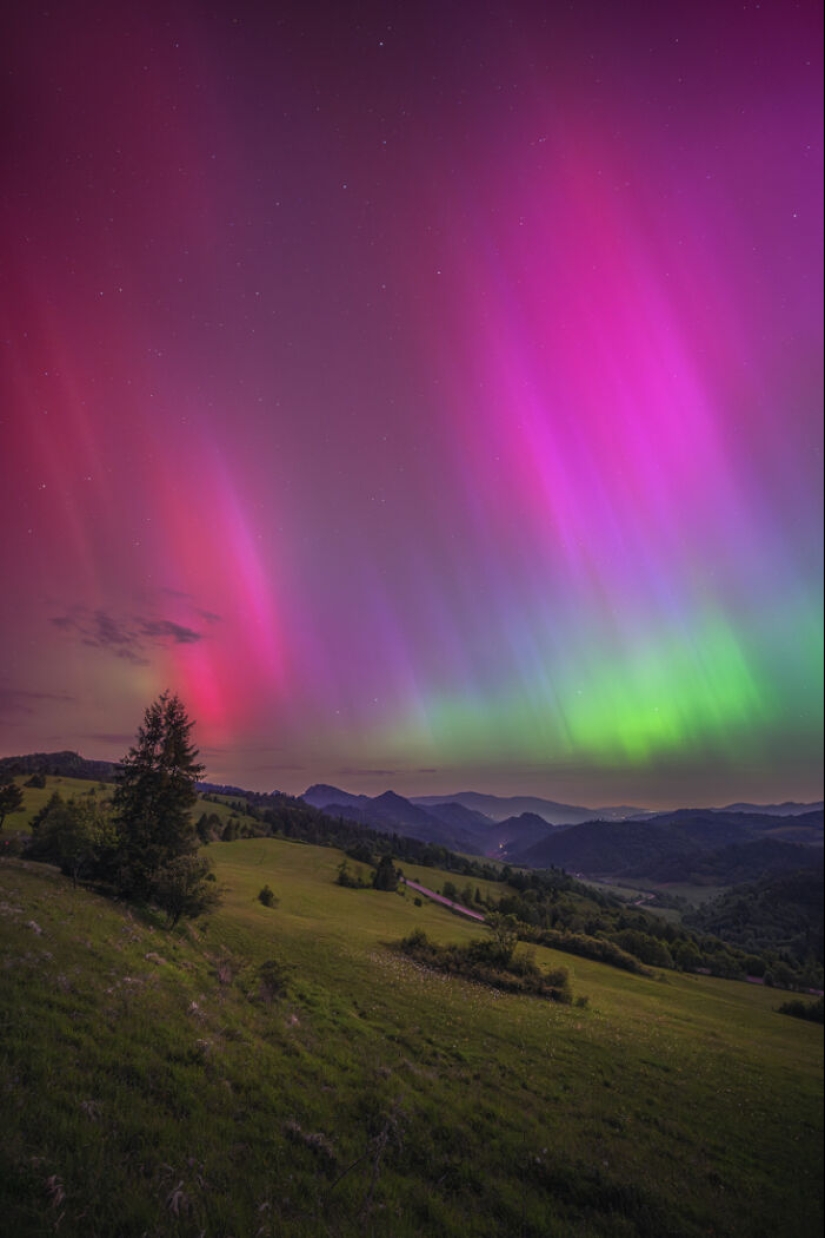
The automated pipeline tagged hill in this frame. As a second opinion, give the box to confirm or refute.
[0,750,117,782]
[684,868,825,967]
[506,807,824,882]
[1,840,823,1237]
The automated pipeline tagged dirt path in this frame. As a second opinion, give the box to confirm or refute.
[403,879,486,922]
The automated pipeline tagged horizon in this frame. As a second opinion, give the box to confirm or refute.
[2,740,822,816]
[1,1,822,810]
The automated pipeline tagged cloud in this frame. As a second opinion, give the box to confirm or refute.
[51,606,206,664]
[337,767,398,778]
[82,732,136,745]
[158,588,221,625]
[139,619,202,644]
[0,687,76,717]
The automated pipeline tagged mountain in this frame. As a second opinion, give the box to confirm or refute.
[300,784,823,882]
[505,807,824,882]
[418,800,496,833]
[302,784,372,811]
[302,786,482,853]
[411,791,645,825]
[641,838,823,885]
[486,812,567,858]
[507,818,697,875]
[718,801,824,816]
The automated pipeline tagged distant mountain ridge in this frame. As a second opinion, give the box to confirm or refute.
[504,809,823,882]
[2,754,821,891]
[0,750,117,781]
[719,801,824,816]
[411,790,648,825]
[301,783,823,878]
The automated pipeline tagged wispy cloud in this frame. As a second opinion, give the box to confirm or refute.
[0,687,76,717]
[139,619,202,644]
[51,606,206,664]
[82,731,137,746]
[337,767,398,778]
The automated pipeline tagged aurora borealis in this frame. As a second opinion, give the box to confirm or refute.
[1,0,822,807]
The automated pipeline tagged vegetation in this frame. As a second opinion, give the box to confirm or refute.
[372,854,401,891]
[9,696,220,931]
[110,692,206,900]
[258,883,278,907]
[397,927,573,1002]
[0,838,822,1237]
[27,793,116,885]
[0,772,24,829]
[5,757,821,990]
[684,868,823,976]
[777,996,824,1024]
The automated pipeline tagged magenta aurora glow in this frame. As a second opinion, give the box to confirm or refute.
[1,0,822,809]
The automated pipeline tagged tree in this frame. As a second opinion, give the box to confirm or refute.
[0,775,24,830]
[258,883,278,907]
[151,854,221,928]
[485,912,519,965]
[372,854,400,891]
[27,795,116,886]
[111,692,205,899]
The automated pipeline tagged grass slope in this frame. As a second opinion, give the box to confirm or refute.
[0,838,822,1238]
[4,775,262,838]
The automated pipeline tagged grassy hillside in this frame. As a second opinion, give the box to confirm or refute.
[1,838,822,1237]
[3,775,262,839]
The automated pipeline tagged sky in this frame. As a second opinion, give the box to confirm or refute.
[1,0,822,809]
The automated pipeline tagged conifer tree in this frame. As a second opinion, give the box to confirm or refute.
[112,692,205,899]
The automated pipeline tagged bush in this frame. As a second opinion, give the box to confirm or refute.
[776,996,824,1023]
[398,930,572,1002]
[151,855,221,927]
[258,884,278,907]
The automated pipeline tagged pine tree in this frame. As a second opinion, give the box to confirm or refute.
[372,854,399,891]
[112,692,205,899]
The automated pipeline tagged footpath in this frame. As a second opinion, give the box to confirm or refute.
[403,878,486,922]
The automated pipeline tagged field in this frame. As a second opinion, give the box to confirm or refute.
[6,777,262,837]
[0,833,822,1237]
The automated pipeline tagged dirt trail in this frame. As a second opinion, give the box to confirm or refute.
[403,879,486,922]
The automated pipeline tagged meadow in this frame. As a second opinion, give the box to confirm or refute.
[1,824,822,1238]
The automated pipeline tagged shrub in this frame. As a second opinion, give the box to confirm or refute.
[258,884,278,907]
[398,931,572,1002]
[151,854,221,927]
[777,996,824,1023]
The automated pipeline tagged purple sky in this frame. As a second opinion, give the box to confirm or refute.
[1,0,822,807]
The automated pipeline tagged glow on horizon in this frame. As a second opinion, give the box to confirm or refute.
[0,1,821,807]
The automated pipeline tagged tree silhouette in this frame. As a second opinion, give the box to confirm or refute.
[111,692,205,900]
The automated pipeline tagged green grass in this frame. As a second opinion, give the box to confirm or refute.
[7,776,109,832]
[6,776,262,837]
[0,837,822,1237]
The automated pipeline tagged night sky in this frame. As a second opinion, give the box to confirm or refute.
[1,0,822,808]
